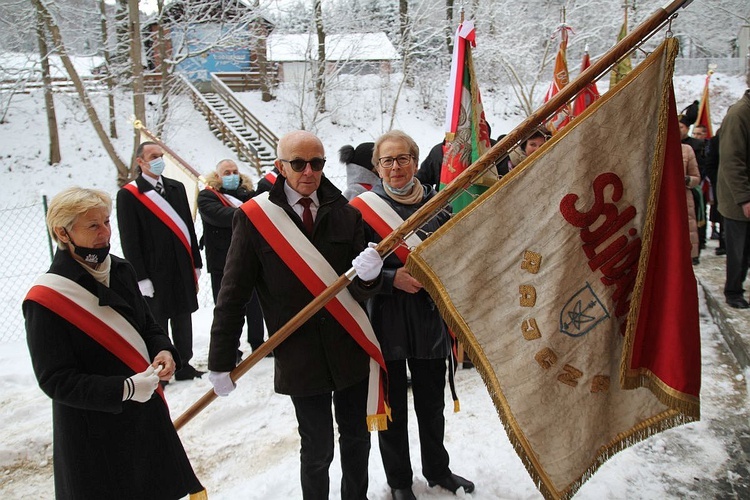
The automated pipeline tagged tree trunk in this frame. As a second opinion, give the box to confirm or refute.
[33,0,129,182]
[155,0,170,137]
[128,0,146,176]
[34,1,61,165]
[313,0,326,114]
[99,0,117,139]
[445,0,454,55]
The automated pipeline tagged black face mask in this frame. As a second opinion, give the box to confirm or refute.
[66,233,110,265]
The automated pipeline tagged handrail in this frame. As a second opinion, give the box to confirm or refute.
[211,73,279,157]
[176,74,263,175]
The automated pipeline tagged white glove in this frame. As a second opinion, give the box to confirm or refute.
[352,243,383,281]
[123,365,159,403]
[209,371,236,397]
[194,268,201,281]
[138,279,154,298]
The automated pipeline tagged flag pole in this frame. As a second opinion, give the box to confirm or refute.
[173,0,693,431]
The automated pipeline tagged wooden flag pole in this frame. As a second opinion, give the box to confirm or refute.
[173,0,692,430]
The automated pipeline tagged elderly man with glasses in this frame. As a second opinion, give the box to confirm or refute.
[208,130,385,499]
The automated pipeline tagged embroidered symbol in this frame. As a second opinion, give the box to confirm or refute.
[559,282,609,338]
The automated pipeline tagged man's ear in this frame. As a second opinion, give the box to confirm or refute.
[275,159,287,177]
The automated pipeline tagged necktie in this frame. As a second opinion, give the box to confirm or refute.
[298,198,314,234]
[155,181,165,196]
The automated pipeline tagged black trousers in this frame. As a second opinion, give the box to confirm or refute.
[211,271,265,349]
[723,218,750,300]
[378,358,451,489]
[290,377,370,500]
[153,310,193,366]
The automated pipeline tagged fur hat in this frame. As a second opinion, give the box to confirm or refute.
[339,142,375,171]
[679,100,699,126]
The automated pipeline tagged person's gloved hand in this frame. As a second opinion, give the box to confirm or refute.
[123,365,159,403]
[352,243,383,282]
[138,279,155,298]
[209,371,236,397]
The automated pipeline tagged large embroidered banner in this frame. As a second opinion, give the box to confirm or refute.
[408,38,700,500]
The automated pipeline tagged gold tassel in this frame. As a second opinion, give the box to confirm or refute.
[190,489,208,500]
[453,399,461,413]
[367,413,389,432]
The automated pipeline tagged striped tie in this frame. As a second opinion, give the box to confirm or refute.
[155,181,165,196]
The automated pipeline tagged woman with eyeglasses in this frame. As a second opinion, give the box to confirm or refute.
[351,131,474,499]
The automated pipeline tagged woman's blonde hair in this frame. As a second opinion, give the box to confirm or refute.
[46,187,112,249]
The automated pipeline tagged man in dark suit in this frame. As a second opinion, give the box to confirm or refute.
[116,141,204,381]
[208,130,384,499]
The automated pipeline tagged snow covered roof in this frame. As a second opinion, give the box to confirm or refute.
[267,32,399,62]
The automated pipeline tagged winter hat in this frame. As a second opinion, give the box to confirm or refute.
[339,142,375,171]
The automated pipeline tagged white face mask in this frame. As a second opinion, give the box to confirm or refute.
[384,179,415,195]
[148,157,166,176]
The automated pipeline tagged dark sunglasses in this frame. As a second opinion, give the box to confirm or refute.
[280,158,326,172]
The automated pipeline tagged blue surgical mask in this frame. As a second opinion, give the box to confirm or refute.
[222,174,240,191]
[148,157,165,176]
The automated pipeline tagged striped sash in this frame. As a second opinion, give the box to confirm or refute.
[24,273,166,404]
[242,193,389,430]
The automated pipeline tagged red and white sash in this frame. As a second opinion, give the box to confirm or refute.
[206,187,242,208]
[264,171,278,185]
[123,181,197,283]
[242,193,389,430]
[24,273,166,404]
[350,191,422,265]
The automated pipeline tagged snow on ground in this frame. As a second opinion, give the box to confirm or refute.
[0,61,748,498]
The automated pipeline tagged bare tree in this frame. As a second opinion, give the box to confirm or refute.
[98,0,117,138]
[32,0,129,183]
[313,0,325,113]
[34,0,60,164]
[127,0,145,166]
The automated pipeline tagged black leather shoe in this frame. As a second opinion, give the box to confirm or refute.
[428,473,475,494]
[174,364,205,380]
[726,298,750,309]
[715,247,726,256]
[391,487,416,500]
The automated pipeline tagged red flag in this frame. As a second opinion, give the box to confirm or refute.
[694,70,714,138]
[571,49,600,117]
[544,25,573,134]
[623,86,702,399]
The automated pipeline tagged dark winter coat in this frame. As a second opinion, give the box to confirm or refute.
[255,167,280,194]
[116,175,202,318]
[208,176,381,396]
[197,171,255,274]
[416,142,445,190]
[718,90,750,221]
[23,250,202,500]
[362,183,452,361]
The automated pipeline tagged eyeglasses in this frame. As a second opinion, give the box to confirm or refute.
[280,158,326,172]
[378,154,413,169]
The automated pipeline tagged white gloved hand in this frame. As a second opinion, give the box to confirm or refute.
[138,279,155,298]
[209,371,236,397]
[194,268,201,281]
[123,365,159,403]
[352,242,383,282]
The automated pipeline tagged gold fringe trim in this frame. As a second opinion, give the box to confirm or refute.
[407,38,696,500]
[190,489,208,500]
[367,413,389,432]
